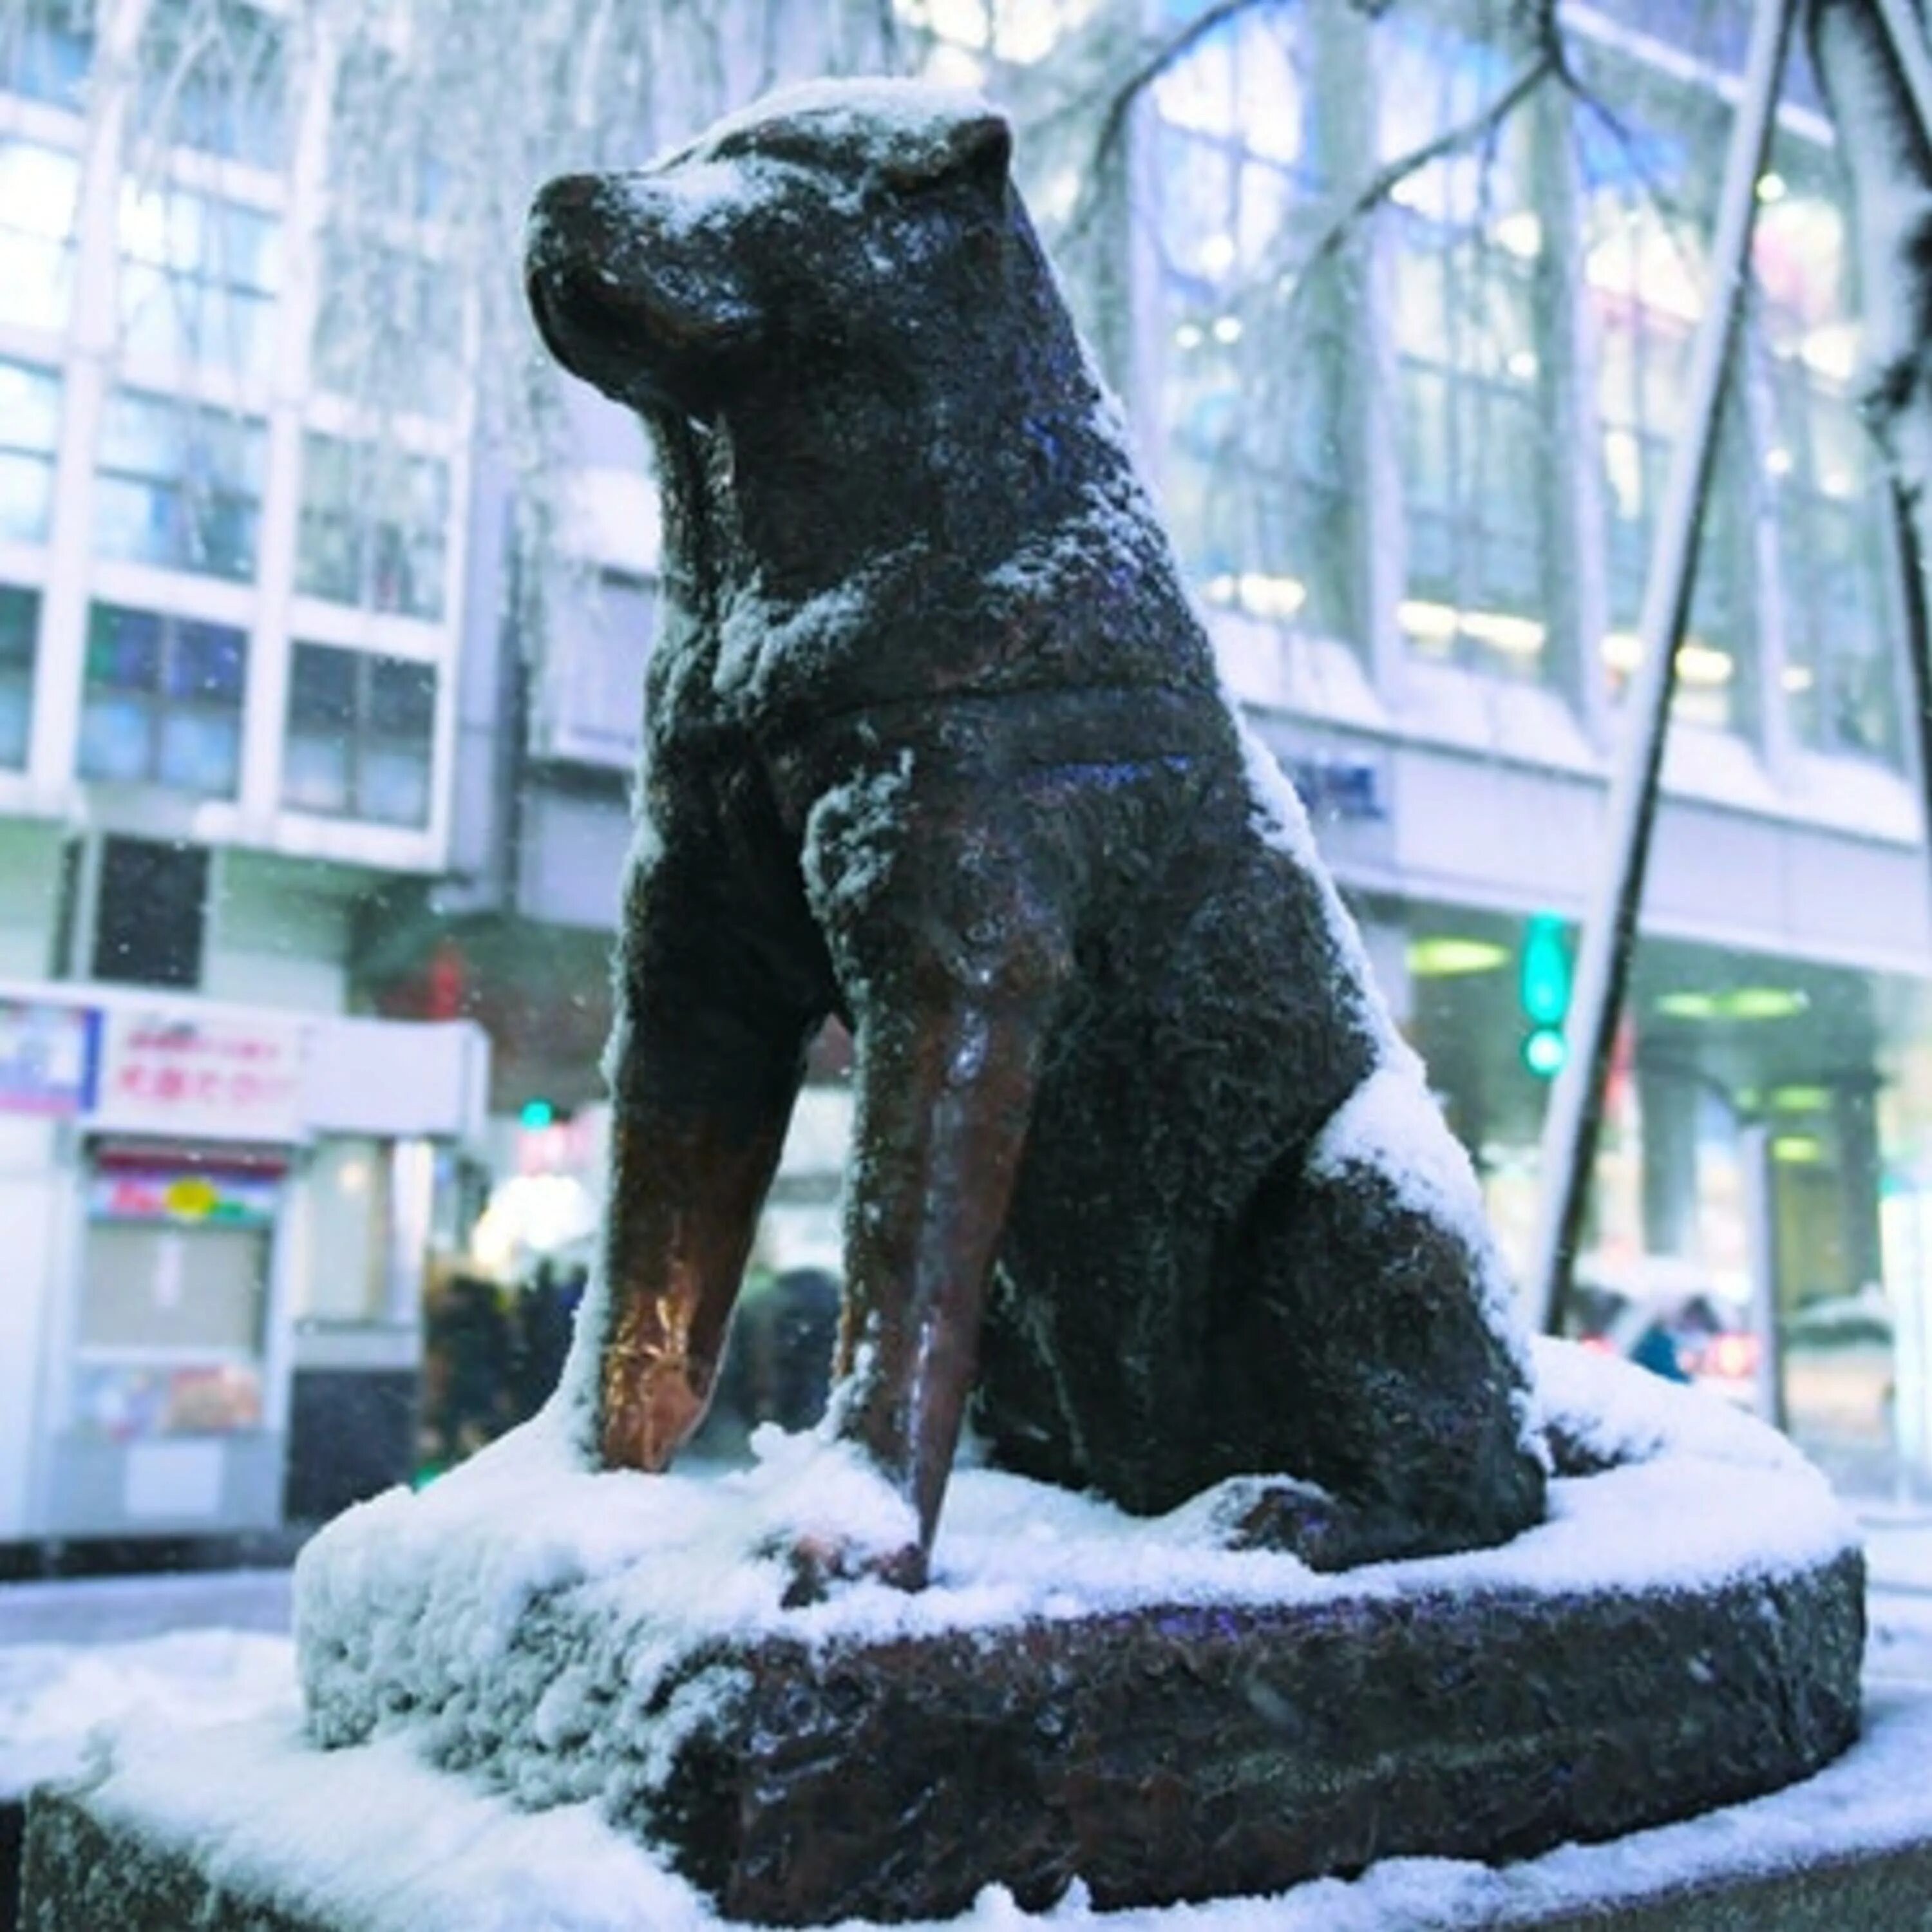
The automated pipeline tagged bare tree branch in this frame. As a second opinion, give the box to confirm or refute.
[1082,0,1283,190]
[1284,46,1557,311]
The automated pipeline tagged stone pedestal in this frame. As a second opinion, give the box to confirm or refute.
[607,1557,1862,1922]
[15,1345,1883,1928]
[23,1690,1932,1932]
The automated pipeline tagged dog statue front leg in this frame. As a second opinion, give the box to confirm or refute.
[839,980,1052,1569]
[598,847,813,1473]
[797,794,1074,1596]
[599,1102,795,1471]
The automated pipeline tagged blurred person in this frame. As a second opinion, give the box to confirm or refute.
[511,1256,585,1423]
[426,1273,514,1461]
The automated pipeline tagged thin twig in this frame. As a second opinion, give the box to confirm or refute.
[1282,49,1555,317]
[1085,0,1285,185]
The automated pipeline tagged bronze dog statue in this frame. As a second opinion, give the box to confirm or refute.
[526,80,1546,1596]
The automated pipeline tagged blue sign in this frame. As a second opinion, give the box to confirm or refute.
[0,999,99,1117]
[1291,756,1386,822]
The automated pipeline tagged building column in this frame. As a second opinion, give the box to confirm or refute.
[1636,1047,1701,1259]
[1833,1072,1886,1297]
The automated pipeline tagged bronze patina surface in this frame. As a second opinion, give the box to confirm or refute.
[525,81,1548,1593]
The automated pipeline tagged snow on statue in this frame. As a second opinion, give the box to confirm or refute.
[522,77,1548,1600]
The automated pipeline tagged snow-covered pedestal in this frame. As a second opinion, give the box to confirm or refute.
[19,1344,1877,1929]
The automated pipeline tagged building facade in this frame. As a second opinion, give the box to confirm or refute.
[0,0,488,1555]
[2,0,1928,1497]
[1117,0,1932,1486]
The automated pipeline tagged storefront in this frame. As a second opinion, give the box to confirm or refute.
[1390,902,1932,1490]
[0,981,489,1554]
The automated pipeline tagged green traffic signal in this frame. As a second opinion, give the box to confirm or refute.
[1522,1026,1567,1079]
[520,1098,556,1129]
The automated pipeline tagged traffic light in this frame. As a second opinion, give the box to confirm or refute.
[1519,914,1571,1079]
[519,1097,556,1129]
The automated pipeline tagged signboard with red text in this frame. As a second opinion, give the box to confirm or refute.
[93,1009,307,1142]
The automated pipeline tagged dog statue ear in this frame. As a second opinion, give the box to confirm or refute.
[881,111,1012,196]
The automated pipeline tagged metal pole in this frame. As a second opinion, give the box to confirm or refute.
[1740,1121,1786,1428]
[1530,0,1799,1334]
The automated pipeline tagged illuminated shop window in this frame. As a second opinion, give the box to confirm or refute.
[118,182,283,381]
[1382,23,1548,682]
[0,359,61,545]
[79,603,248,797]
[0,141,80,334]
[283,642,436,828]
[297,435,450,621]
[94,388,266,582]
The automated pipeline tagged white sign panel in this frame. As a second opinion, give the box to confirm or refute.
[124,1439,224,1519]
[94,1009,307,1143]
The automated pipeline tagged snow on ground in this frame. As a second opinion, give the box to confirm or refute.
[0,1566,296,1797]
[0,1625,296,1799]
[0,1343,1915,1928]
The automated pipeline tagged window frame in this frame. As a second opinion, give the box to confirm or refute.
[282,640,438,828]
[117,181,284,380]
[296,433,450,621]
[94,388,267,583]
[78,601,249,798]
[0,356,62,547]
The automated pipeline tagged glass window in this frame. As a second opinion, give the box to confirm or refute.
[137,0,287,170]
[1580,97,1745,728]
[0,359,61,545]
[0,584,39,768]
[1153,12,1338,639]
[118,183,283,379]
[0,141,80,334]
[1384,21,1548,682]
[327,45,448,222]
[297,434,449,620]
[310,233,464,419]
[90,835,208,985]
[0,0,93,107]
[79,603,248,796]
[897,0,1099,68]
[284,642,436,827]
[1768,373,1897,760]
[1755,147,1900,762]
[95,389,265,582]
